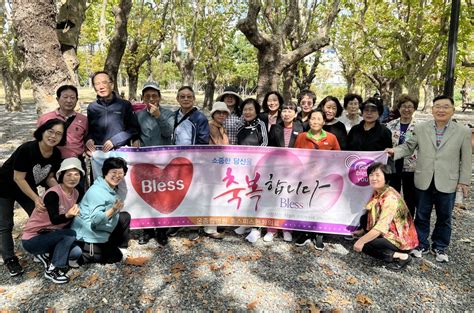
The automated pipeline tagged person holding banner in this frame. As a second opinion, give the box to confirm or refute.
[235,98,268,242]
[0,119,65,277]
[203,102,231,239]
[353,163,418,271]
[293,109,341,250]
[135,81,174,246]
[265,101,304,242]
[71,157,131,264]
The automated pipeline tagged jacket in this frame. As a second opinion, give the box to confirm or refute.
[394,120,472,193]
[87,92,140,147]
[137,106,174,146]
[294,130,341,150]
[173,108,209,145]
[268,120,304,148]
[71,176,120,243]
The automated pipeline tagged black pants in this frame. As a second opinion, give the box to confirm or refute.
[389,171,416,217]
[0,191,35,260]
[78,212,131,264]
[362,237,405,262]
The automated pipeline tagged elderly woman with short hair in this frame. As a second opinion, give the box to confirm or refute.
[353,162,418,271]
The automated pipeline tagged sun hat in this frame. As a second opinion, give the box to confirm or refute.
[216,86,243,106]
[56,157,85,180]
[210,101,231,117]
[142,81,160,94]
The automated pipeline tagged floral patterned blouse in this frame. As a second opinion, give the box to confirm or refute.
[386,118,417,172]
[366,185,418,250]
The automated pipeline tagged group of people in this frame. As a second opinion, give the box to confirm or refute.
[0,70,471,283]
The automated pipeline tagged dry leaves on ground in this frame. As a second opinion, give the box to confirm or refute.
[80,273,99,288]
[356,294,373,305]
[124,256,150,267]
[247,300,258,310]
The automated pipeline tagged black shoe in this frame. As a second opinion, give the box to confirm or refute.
[188,231,201,241]
[138,233,152,245]
[155,233,169,246]
[386,255,412,271]
[44,267,69,284]
[5,257,24,277]
[295,233,312,246]
[34,254,50,270]
[313,234,325,251]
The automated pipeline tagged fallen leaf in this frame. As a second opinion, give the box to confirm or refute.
[124,256,150,267]
[247,300,258,310]
[46,308,55,313]
[356,294,373,305]
[26,271,40,278]
[171,263,186,273]
[80,273,99,288]
[420,261,430,272]
[346,276,358,285]
[421,296,434,303]
[163,275,173,283]
[0,288,6,293]
[69,271,81,282]
[85,308,94,313]
[322,265,335,277]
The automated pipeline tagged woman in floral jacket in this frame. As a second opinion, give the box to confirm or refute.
[386,95,418,216]
[353,162,418,271]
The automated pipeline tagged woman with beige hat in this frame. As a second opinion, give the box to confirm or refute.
[22,157,85,284]
[203,102,230,239]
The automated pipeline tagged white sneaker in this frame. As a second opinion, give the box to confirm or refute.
[245,228,261,243]
[410,247,429,258]
[283,231,292,242]
[263,232,275,242]
[68,259,80,268]
[234,226,251,235]
[432,249,449,263]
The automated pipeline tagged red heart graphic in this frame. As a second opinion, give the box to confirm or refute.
[130,158,193,214]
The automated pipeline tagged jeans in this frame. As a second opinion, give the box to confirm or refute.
[389,171,417,217]
[362,237,402,262]
[416,181,455,251]
[22,228,81,268]
[0,192,35,260]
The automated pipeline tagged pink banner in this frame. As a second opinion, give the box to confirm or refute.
[92,146,387,235]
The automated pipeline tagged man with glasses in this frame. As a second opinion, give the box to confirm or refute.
[135,81,174,246]
[386,95,472,263]
[85,71,139,156]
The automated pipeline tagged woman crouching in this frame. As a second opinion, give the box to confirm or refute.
[71,157,131,264]
[353,162,418,271]
[22,158,84,284]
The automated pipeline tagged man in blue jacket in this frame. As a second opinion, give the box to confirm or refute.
[85,71,140,155]
[172,86,209,145]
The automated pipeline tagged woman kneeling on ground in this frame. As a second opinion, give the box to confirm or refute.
[22,158,84,284]
[353,162,418,271]
[71,157,131,264]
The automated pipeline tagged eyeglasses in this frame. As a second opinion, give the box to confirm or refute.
[108,170,125,177]
[178,95,194,100]
[45,129,63,138]
[400,105,415,110]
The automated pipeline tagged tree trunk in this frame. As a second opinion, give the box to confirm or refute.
[406,82,421,104]
[255,47,281,103]
[104,0,132,92]
[98,0,108,52]
[127,69,139,101]
[422,76,434,112]
[282,65,296,104]
[203,75,216,110]
[391,79,403,105]
[1,70,22,112]
[57,0,88,86]
[12,0,72,115]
